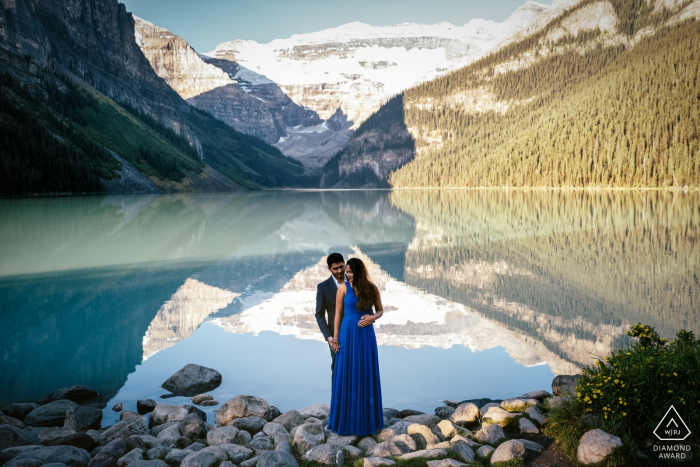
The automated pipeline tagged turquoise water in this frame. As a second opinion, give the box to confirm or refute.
[1,191,697,425]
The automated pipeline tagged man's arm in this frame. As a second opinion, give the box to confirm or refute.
[315,283,332,341]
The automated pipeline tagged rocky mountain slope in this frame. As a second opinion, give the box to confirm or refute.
[321,0,700,188]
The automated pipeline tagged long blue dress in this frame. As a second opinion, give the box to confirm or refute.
[328,281,384,436]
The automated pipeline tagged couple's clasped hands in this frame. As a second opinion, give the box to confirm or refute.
[328,336,340,352]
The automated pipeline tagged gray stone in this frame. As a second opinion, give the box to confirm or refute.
[450,435,480,449]
[382,409,399,419]
[262,408,280,424]
[180,448,226,467]
[24,401,78,428]
[43,463,70,467]
[519,418,539,434]
[501,399,538,413]
[117,449,144,467]
[44,433,97,451]
[39,427,76,445]
[356,437,377,454]
[407,424,440,450]
[433,407,455,420]
[399,449,447,460]
[478,403,501,416]
[325,434,359,447]
[150,424,179,438]
[249,433,274,451]
[524,406,546,425]
[127,435,165,452]
[342,445,362,461]
[577,429,622,465]
[297,405,329,421]
[218,445,253,464]
[403,415,440,429]
[21,427,45,446]
[449,404,478,426]
[219,462,234,467]
[149,407,190,429]
[2,404,41,422]
[475,424,505,445]
[426,460,465,467]
[179,415,206,442]
[255,451,298,467]
[178,407,206,424]
[363,458,394,467]
[231,417,266,436]
[175,438,192,450]
[5,446,92,467]
[0,446,43,465]
[205,427,239,447]
[1,413,26,429]
[490,440,526,464]
[447,443,475,463]
[434,420,457,439]
[46,387,98,404]
[270,412,304,433]
[92,448,104,458]
[157,425,183,446]
[431,442,451,450]
[128,461,169,467]
[397,410,423,419]
[482,407,519,427]
[163,450,188,467]
[85,431,101,444]
[120,413,141,422]
[0,425,29,451]
[161,365,222,397]
[64,407,102,433]
[240,457,257,467]
[137,402,158,416]
[552,375,582,397]
[292,423,324,455]
[100,417,148,446]
[515,390,551,401]
[302,444,344,466]
[261,424,289,445]
[274,442,292,455]
[112,405,124,413]
[442,401,461,408]
[513,439,544,452]
[475,446,494,459]
[147,447,172,461]
[215,397,269,427]
[376,422,410,442]
[190,396,213,406]
[88,439,128,467]
[370,437,412,457]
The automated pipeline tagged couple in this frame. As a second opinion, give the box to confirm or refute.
[315,253,385,436]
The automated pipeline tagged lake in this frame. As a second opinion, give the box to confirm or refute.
[1,190,698,426]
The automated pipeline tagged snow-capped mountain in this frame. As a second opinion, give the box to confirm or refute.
[205,1,550,127]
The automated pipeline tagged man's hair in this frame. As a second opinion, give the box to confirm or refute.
[327,253,345,267]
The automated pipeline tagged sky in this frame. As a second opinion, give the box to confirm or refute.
[121,0,552,53]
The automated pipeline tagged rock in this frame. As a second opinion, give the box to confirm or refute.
[64,407,102,433]
[85,431,101,444]
[549,396,571,409]
[432,442,451,449]
[450,435,480,449]
[426,459,466,467]
[475,445,494,458]
[128,461,169,467]
[112,405,124,413]
[4,446,92,467]
[292,423,325,455]
[24,401,78,428]
[513,439,544,451]
[326,434,359,447]
[190,396,213,406]
[274,442,292,455]
[490,440,526,464]
[356,437,376,454]
[371,436,414,457]
[163,449,188,467]
[120,412,141,422]
[399,449,447,460]
[175,438,192,450]
[519,418,539,434]
[577,429,622,464]
[155,425,182,445]
[270,412,304,433]
[403,414,440,429]
[382,409,399,419]
[180,449,226,467]
[407,424,440,450]
[147,447,171,461]
[475,424,506,445]
[297,405,329,420]
[218,444,254,463]
[2,404,41,422]
[46,433,97,451]
[215,397,270,426]
[342,445,362,461]
[161,365,222,397]
[0,425,29,451]
[501,399,538,412]
[433,407,455,420]
[449,404,479,426]
[100,417,148,446]
[446,443,475,463]
[255,451,298,467]
[230,417,266,436]
[206,427,241,446]
[150,406,190,428]
[262,408,280,423]
[188,443,205,452]
[39,427,77,446]
[482,407,519,426]
[302,444,344,466]
[442,400,461,408]
[127,435,165,452]
[1,413,26,429]
[397,410,423,418]
[118,449,144,467]
[479,403,501,416]
[46,387,98,403]
[220,462,234,467]
[552,375,582,397]
[363,458,394,467]
[179,414,207,442]
[434,420,457,439]
[515,390,551,401]
[88,439,128,467]
[524,406,546,425]
[261,423,289,442]
[376,422,410,442]
[240,457,257,467]
[249,433,274,451]
[137,401,158,416]
[179,406,206,424]
[150,424,179,438]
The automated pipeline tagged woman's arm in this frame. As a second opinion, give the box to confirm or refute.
[331,283,346,351]
[359,286,383,327]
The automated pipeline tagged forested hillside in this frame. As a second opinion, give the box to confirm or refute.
[324,0,700,188]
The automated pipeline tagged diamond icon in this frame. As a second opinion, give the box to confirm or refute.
[654,405,691,441]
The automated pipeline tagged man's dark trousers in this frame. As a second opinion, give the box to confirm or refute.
[315,276,338,381]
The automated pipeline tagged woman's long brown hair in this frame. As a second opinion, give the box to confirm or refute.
[346,258,377,312]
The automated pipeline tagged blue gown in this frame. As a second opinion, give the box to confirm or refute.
[328,281,384,436]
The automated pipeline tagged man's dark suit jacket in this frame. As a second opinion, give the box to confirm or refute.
[315,276,338,342]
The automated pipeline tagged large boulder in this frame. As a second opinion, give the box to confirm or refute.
[178,415,206,442]
[356,437,377,454]
[256,451,298,467]
[449,404,479,426]
[100,417,148,446]
[270,412,304,433]
[551,375,582,397]
[218,444,254,463]
[215,397,269,426]
[149,406,190,428]
[206,427,247,446]
[137,401,158,416]
[118,449,144,467]
[4,446,92,467]
[363,458,394,467]
[370,435,415,457]
[426,460,465,467]
[163,449,188,467]
[399,449,447,460]
[249,432,274,451]
[87,439,128,467]
[482,407,519,427]
[302,444,344,466]
[490,440,526,464]
[231,417,266,436]
[446,444,474,463]
[515,390,551,401]
[0,414,25,429]
[475,446,494,458]
[434,420,457,439]
[519,418,539,434]
[397,410,423,418]
[262,408,280,423]
[475,424,506,445]
[376,422,410,442]
[297,405,329,421]
[292,423,325,455]
[41,429,96,451]
[64,407,102,433]
[157,425,184,445]
[46,387,98,403]
[501,399,538,412]
[407,424,439,450]
[2,404,41,422]
[325,434,359,447]
[433,407,455,420]
[382,409,399,419]
[261,423,289,445]
[162,365,222,397]
[126,435,165,452]
[577,429,622,465]
[524,406,546,425]
[180,448,227,467]
[402,415,440,429]
[0,425,29,451]
[342,446,362,461]
[0,446,43,465]
[24,401,78,427]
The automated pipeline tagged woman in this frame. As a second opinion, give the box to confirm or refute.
[328,257,384,436]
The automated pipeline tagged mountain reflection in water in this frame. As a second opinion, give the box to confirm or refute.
[0,190,697,415]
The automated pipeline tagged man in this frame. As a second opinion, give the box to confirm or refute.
[316,252,345,381]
